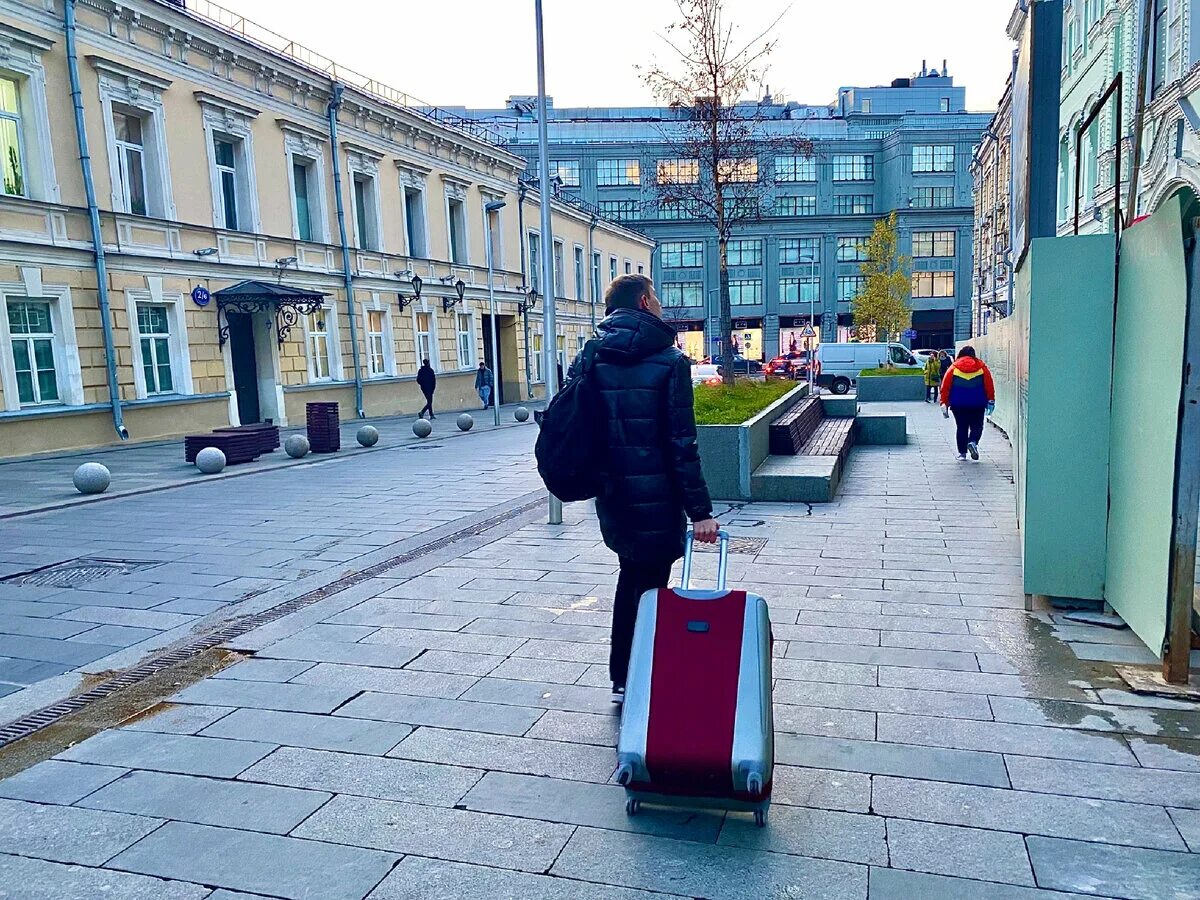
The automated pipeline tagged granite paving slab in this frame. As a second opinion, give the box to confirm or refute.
[0,760,127,805]
[200,707,411,754]
[0,853,210,900]
[57,730,273,778]
[1026,835,1200,899]
[0,797,161,866]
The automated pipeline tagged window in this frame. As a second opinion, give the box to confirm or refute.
[531,330,544,383]
[598,199,640,220]
[775,195,817,216]
[659,198,699,219]
[366,309,388,377]
[913,231,955,258]
[528,232,541,291]
[661,282,703,308]
[717,157,759,183]
[609,255,617,282]
[728,279,762,306]
[657,159,699,184]
[486,201,503,267]
[637,264,644,274]
[940,97,951,113]
[574,246,585,299]
[213,136,243,231]
[306,311,331,381]
[415,311,435,368]
[134,304,174,394]
[113,109,148,216]
[836,236,869,262]
[553,240,565,297]
[861,99,872,114]
[913,186,954,208]
[661,241,704,268]
[779,237,820,265]
[833,194,873,215]
[353,174,380,250]
[0,76,25,197]
[1152,0,1169,96]
[447,197,468,263]
[550,159,580,187]
[779,276,819,304]
[912,271,955,298]
[624,260,632,274]
[404,186,427,257]
[597,158,640,186]
[775,155,816,182]
[7,300,57,404]
[456,312,473,368]
[912,145,955,173]
[726,239,762,266]
[591,251,601,301]
[723,196,760,218]
[832,154,873,181]
[292,160,314,242]
[838,275,866,302]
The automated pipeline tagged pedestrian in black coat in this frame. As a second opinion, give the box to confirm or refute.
[416,359,436,419]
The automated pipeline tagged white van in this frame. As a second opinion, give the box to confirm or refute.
[815,342,922,394]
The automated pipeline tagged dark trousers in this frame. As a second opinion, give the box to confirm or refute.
[952,406,986,455]
[610,557,673,687]
[419,390,434,418]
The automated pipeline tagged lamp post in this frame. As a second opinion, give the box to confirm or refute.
[484,199,506,425]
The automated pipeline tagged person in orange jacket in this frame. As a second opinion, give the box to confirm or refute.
[939,346,996,461]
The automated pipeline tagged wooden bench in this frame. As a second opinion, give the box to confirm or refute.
[768,397,824,455]
[800,416,856,464]
[212,423,280,457]
[184,432,263,465]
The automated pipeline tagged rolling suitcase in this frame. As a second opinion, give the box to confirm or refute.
[615,530,774,826]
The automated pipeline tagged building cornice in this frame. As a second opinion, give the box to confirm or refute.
[85,54,173,92]
[0,21,55,53]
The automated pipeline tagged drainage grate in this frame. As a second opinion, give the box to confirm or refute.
[696,537,768,554]
[2,558,160,589]
[0,495,546,749]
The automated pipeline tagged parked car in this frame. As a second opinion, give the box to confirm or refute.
[815,342,922,394]
[912,349,940,363]
[718,355,764,377]
[691,363,721,386]
[764,354,807,379]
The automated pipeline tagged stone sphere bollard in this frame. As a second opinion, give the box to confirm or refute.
[357,425,380,447]
[284,434,310,458]
[457,413,474,432]
[195,447,227,474]
[72,462,111,495]
[412,418,433,438]
[514,406,530,422]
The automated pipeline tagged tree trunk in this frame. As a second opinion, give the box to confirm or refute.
[718,237,734,386]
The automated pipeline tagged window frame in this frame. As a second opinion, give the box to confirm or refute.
[912,144,956,174]
[281,124,331,245]
[591,250,602,302]
[5,299,58,405]
[913,186,955,209]
[726,239,763,267]
[598,199,640,220]
[0,279,83,410]
[0,36,58,202]
[660,241,704,269]
[661,281,704,309]
[362,297,396,378]
[717,157,759,183]
[656,158,700,185]
[779,275,819,304]
[779,237,820,266]
[911,271,955,299]
[573,245,585,300]
[303,308,340,383]
[596,158,641,187]
[549,159,580,187]
[93,58,173,219]
[775,195,817,217]
[831,154,874,182]
[455,310,475,370]
[836,236,870,262]
[833,194,874,215]
[838,275,867,303]
[345,146,385,252]
[413,307,440,373]
[728,278,763,306]
[447,195,469,264]
[912,230,956,258]
[197,93,261,234]
[528,231,541,292]
[126,287,192,400]
[774,155,817,183]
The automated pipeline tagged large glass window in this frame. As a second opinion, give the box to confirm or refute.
[912,271,955,298]
[657,159,700,184]
[7,300,57,405]
[913,231,955,258]
[306,311,331,380]
[366,310,387,377]
[598,199,640,220]
[550,159,580,187]
[661,282,704,308]
[833,194,873,215]
[832,154,873,181]
[0,76,25,197]
[838,275,866,302]
[779,276,819,304]
[775,195,816,216]
[723,196,759,218]
[717,157,759,183]
[912,145,955,173]
[661,241,704,268]
[659,198,699,220]
[136,304,173,394]
[779,237,820,265]
[113,110,147,216]
[775,155,816,182]
[726,239,762,266]
[836,236,870,262]
[913,186,955,208]
[728,279,762,306]
[596,158,640,186]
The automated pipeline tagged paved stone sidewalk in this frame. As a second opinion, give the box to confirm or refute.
[1,402,1199,899]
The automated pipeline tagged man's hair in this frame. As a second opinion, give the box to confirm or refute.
[604,274,653,313]
[957,346,976,359]
[422,358,430,366]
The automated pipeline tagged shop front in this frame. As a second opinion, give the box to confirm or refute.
[778,315,821,358]
[730,318,764,361]
[670,321,707,362]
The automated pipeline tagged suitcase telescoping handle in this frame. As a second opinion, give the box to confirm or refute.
[680,528,730,591]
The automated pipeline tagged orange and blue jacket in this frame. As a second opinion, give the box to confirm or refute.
[939,356,995,409]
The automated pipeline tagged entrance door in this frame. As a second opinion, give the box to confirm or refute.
[227,312,261,424]
[481,314,504,405]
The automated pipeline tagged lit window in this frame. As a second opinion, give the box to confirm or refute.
[306,311,331,381]
[0,75,26,197]
[726,239,762,266]
[912,271,955,298]
[833,194,873,215]
[912,145,955,173]
[596,158,640,186]
[657,159,700,184]
[728,279,762,306]
[135,304,174,394]
[717,157,759,183]
[832,154,873,181]
[836,236,870,262]
[7,300,58,404]
[366,309,388,377]
[661,241,704,268]
[775,196,816,216]
[661,282,704,308]
[550,159,580,187]
[456,312,473,369]
[913,231,955,258]
[415,311,435,368]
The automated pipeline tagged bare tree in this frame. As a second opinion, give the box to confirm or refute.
[641,0,811,384]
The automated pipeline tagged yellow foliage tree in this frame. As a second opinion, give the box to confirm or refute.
[851,212,911,344]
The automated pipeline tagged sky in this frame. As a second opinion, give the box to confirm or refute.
[213,0,1017,113]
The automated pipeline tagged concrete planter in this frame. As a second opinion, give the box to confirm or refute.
[856,374,926,402]
[696,383,809,500]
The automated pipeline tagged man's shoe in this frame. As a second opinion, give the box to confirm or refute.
[611,684,625,705]
[956,453,967,461]
[967,442,979,460]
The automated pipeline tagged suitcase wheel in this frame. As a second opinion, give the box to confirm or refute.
[625,798,641,816]
[754,808,768,828]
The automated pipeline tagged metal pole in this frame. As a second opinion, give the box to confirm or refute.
[485,202,504,426]
[534,0,562,525]
[327,83,365,418]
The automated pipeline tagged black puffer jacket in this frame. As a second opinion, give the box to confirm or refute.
[569,308,713,563]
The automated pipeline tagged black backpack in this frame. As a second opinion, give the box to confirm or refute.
[534,340,606,502]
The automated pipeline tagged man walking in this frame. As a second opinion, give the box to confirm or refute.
[565,274,719,704]
[417,358,436,419]
[940,346,995,461]
[475,361,494,410]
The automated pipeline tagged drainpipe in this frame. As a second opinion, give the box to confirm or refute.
[64,0,127,440]
[587,213,598,333]
[518,182,533,398]
[326,82,365,419]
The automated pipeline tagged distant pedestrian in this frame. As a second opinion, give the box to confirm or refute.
[417,358,436,419]
[923,353,941,402]
[938,349,951,380]
[940,346,995,461]
[475,361,494,410]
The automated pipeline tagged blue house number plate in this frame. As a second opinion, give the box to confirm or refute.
[191,286,211,307]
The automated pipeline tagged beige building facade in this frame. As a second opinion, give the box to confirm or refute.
[0,0,652,457]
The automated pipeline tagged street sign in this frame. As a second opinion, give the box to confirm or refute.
[191,285,211,307]
[801,324,816,337]
[902,328,917,340]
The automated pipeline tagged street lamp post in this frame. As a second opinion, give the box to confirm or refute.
[484,200,505,426]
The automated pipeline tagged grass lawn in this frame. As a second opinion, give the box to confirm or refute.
[859,367,925,377]
[694,379,798,425]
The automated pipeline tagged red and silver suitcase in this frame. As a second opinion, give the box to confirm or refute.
[615,530,774,826]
